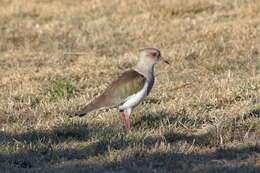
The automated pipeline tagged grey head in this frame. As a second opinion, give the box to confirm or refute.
[134,48,169,78]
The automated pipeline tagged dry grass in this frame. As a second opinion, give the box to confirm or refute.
[0,0,260,172]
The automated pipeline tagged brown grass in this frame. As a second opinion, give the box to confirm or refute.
[0,0,260,172]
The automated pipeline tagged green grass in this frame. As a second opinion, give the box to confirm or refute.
[41,78,77,101]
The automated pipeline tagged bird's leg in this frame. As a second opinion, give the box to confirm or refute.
[126,116,132,131]
[123,108,132,131]
[119,110,126,125]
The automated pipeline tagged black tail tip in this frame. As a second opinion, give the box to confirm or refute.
[64,110,86,117]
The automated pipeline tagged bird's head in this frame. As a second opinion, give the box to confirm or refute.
[139,48,169,65]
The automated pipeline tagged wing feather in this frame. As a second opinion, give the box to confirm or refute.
[74,70,146,116]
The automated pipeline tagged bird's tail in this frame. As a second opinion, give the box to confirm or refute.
[73,102,99,117]
[72,95,108,117]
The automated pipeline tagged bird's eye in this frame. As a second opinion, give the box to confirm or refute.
[151,52,157,57]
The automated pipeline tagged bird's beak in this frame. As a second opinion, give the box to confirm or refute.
[160,57,170,65]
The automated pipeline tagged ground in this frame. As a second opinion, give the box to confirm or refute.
[0,0,260,172]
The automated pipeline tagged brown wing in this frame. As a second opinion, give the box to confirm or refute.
[74,70,146,116]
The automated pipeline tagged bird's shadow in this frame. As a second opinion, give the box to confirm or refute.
[0,111,259,172]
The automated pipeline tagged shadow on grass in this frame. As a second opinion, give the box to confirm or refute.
[108,145,260,173]
[134,110,209,130]
[0,111,259,172]
[247,108,260,118]
[0,122,91,145]
[134,111,215,146]
[0,121,130,169]
[27,145,260,173]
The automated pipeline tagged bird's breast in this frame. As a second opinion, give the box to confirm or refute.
[119,80,149,110]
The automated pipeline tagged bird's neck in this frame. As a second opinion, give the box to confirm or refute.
[134,60,155,81]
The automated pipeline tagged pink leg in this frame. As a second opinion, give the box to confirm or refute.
[126,117,132,131]
[120,111,126,125]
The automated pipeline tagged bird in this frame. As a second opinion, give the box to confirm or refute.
[72,48,169,130]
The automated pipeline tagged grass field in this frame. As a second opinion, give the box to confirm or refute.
[0,0,260,172]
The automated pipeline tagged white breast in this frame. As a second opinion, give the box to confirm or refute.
[119,80,149,110]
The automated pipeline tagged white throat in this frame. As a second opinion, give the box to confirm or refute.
[134,59,155,80]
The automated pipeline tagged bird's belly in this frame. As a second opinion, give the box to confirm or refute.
[119,81,148,110]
